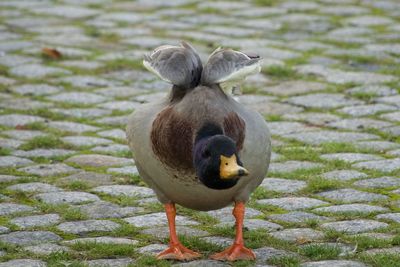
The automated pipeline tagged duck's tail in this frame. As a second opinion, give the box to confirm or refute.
[143,41,203,90]
[200,47,262,95]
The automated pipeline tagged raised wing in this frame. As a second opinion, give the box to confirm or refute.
[201,47,261,92]
[143,41,202,89]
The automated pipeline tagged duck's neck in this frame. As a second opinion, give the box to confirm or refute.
[192,123,222,173]
[169,85,194,103]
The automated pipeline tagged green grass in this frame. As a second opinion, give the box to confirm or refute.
[275,146,321,162]
[38,203,88,221]
[265,114,283,122]
[251,187,282,200]
[180,235,222,255]
[111,223,140,238]
[20,135,63,150]
[346,235,394,250]
[23,122,47,131]
[45,251,76,267]
[253,0,278,6]
[30,108,66,121]
[69,242,136,259]
[304,219,320,229]
[62,180,91,191]
[299,243,341,260]
[350,91,380,102]
[304,177,342,193]
[0,147,11,156]
[319,142,359,154]
[101,59,144,72]
[360,253,400,267]
[134,255,171,267]
[268,255,301,267]
[323,229,345,242]
[263,65,300,80]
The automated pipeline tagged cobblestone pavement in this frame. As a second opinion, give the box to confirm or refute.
[0,0,399,266]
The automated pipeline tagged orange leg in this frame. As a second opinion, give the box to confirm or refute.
[210,202,256,261]
[157,203,201,261]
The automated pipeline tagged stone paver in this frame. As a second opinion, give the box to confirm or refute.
[317,189,388,203]
[140,226,208,239]
[77,201,142,219]
[0,259,47,267]
[65,154,132,167]
[218,219,283,232]
[283,131,379,145]
[376,213,400,223]
[124,213,198,228]
[269,161,323,173]
[12,149,75,159]
[92,185,154,198]
[36,191,100,204]
[0,203,36,216]
[353,176,400,188]
[0,114,46,127]
[0,156,33,167]
[320,153,385,163]
[286,93,362,109]
[270,228,324,243]
[268,211,328,224]
[61,136,113,147]
[7,182,62,193]
[321,219,388,234]
[0,0,399,265]
[254,246,297,264]
[10,214,61,229]
[9,64,70,78]
[353,158,400,172]
[58,172,113,187]
[24,243,70,255]
[57,220,120,235]
[301,260,367,267]
[260,178,307,193]
[257,197,328,211]
[19,163,78,177]
[313,204,388,214]
[0,231,62,246]
[321,170,367,181]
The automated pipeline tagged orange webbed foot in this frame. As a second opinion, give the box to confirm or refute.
[157,242,201,261]
[210,243,256,261]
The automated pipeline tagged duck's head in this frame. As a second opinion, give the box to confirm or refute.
[193,124,249,190]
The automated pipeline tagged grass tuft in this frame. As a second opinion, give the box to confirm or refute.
[305,177,342,193]
[263,65,299,80]
[299,243,341,260]
[268,255,301,267]
[20,135,63,150]
[69,242,136,259]
[134,255,171,267]
[360,253,400,267]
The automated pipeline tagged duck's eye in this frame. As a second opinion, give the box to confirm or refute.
[225,163,228,166]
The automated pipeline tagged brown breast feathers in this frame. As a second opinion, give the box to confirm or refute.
[151,107,246,172]
[151,106,194,172]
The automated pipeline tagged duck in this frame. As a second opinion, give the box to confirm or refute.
[126,41,271,261]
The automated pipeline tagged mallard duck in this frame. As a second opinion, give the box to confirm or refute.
[126,41,271,261]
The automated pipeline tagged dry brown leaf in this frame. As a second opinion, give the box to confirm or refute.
[42,47,62,59]
[296,237,311,245]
